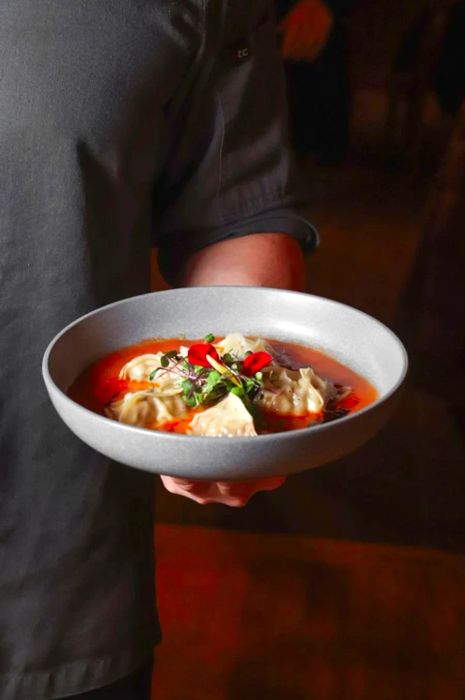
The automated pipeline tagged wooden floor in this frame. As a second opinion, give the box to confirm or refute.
[150,97,465,698]
[154,526,465,700]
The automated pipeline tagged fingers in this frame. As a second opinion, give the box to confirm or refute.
[161,476,208,493]
[160,476,248,506]
[216,476,286,503]
[215,476,286,506]
[217,476,285,493]
[255,476,286,491]
[159,475,212,502]
[160,475,286,507]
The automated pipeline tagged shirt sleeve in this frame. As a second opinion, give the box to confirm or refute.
[152,0,318,284]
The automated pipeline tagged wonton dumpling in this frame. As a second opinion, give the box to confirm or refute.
[215,333,272,359]
[119,353,164,381]
[255,366,337,416]
[119,353,183,396]
[105,390,185,428]
[189,393,257,437]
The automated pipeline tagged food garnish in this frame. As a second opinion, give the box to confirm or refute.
[147,337,273,410]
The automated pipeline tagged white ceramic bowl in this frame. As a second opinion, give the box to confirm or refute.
[42,287,408,479]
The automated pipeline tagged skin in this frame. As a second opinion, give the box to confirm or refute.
[160,232,306,507]
[280,0,333,63]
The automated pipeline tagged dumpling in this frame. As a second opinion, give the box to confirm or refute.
[105,390,186,428]
[119,353,164,381]
[255,366,337,416]
[119,353,183,396]
[189,393,257,437]
[215,333,272,359]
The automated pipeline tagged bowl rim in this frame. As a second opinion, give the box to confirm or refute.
[42,286,409,445]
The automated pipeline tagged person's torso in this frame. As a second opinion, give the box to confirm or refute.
[0,2,202,697]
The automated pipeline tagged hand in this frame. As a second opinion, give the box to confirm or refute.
[160,475,285,507]
[280,0,333,63]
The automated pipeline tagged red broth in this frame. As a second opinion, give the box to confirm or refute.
[68,337,378,435]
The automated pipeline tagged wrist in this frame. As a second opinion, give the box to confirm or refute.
[179,233,306,291]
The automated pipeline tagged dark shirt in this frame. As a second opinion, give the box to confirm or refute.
[0,1,315,698]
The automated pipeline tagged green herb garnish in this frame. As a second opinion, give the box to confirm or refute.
[152,341,270,411]
[160,349,178,368]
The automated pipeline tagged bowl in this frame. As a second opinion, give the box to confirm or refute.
[42,287,408,480]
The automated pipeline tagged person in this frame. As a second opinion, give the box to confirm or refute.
[277,0,353,162]
[0,1,317,698]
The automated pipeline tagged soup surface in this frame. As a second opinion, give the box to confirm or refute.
[69,334,378,437]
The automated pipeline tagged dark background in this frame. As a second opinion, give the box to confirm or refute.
[151,2,465,696]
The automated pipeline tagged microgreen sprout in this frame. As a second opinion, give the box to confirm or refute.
[151,341,273,410]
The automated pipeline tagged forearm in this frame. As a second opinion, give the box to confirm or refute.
[179,233,306,291]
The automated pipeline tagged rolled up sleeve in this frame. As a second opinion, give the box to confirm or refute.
[152,0,318,284]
